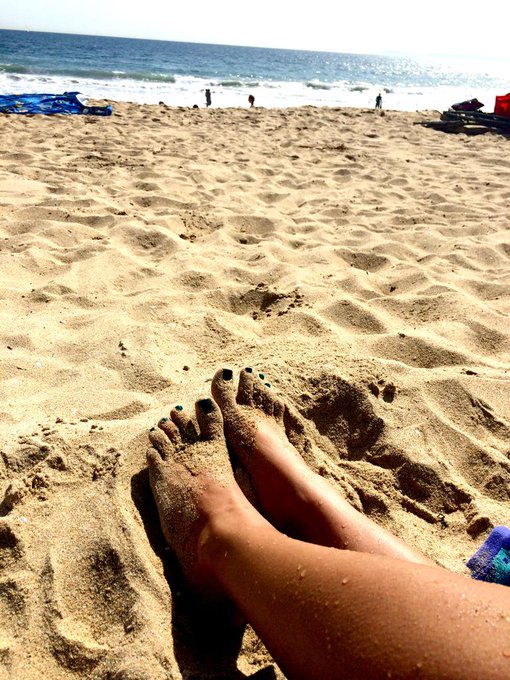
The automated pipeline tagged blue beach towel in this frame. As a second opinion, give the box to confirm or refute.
[467,526,510,586]
[0,92,112,116]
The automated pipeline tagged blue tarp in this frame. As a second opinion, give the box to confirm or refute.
[0,92,112,116]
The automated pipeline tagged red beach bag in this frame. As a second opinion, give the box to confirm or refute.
[494,93,510,117]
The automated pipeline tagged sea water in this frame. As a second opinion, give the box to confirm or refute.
[1,29,509,112]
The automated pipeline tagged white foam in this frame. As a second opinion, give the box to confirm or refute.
[0,71,504,113]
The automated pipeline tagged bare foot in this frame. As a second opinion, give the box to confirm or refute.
[211,367,436,566]
[147,396,256,600]
[211,367,333,543]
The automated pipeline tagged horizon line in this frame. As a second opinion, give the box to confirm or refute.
[1,26,506,63]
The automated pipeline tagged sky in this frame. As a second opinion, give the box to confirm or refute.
[2,0,510,60]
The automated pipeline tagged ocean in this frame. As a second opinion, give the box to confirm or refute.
[1,29,509,112]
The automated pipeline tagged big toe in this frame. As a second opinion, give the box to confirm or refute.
[211,367,238,413]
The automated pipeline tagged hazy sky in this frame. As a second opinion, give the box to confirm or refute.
[2,0,509,60]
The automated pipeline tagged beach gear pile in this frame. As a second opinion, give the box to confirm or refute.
[417,93,510,134]
[451,98,484,112]
[0,92,112,116]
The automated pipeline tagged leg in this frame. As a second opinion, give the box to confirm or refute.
[148,413,510,680]
[211,367,433,566]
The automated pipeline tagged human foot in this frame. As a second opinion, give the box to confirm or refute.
[211,367,335,542]
[147,396,254,600]
[211,368,437,565]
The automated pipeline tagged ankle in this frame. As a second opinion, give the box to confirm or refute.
[197,492,267,577]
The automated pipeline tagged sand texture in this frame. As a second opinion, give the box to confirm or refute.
[1,103,510,679]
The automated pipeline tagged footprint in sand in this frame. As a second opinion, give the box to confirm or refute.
[43,540,140,672]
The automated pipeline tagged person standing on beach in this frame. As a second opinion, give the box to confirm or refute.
[205,89,212,107]
[248,94,255,108]
[375,92,382,109]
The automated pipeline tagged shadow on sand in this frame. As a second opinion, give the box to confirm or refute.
[130,468,276,679]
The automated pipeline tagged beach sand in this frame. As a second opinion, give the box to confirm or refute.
[1,102,509,679]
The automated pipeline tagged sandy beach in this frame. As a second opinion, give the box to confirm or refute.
[1,102,510,679]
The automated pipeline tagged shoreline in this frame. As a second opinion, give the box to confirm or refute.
[2,88,500,113]
[2,80,505,115]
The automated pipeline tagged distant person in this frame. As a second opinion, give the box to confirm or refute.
[205,89,212,107]
[248,94,255,108]
[375,92,382,109]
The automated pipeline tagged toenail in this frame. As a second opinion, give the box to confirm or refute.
[245,367,253,373]
[175,405,183,411]
[160,417,169,423]
[197,398,215,414]
[264,382,271,388]
[149,426,156,432]
[222,368,233,380]
[258,373,265,379]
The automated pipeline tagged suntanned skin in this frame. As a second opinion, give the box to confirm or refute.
[210,367,434,566]
[147,368,510,680]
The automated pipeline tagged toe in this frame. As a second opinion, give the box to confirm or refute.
[236,367,257,406]
[254,374,280,416]
[146,446,164,470]
[211,367,238,413]
[271,394,285,423]
[195,398,224,440]
[216,366,282,421]
[157,417,181,445]
[239,368,279,417]
[169,406,198,442]
[146,447,169,491]
[146,447,178,520]
[149,427,177,460]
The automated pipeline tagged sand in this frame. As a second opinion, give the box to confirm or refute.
[1,102,509,679]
